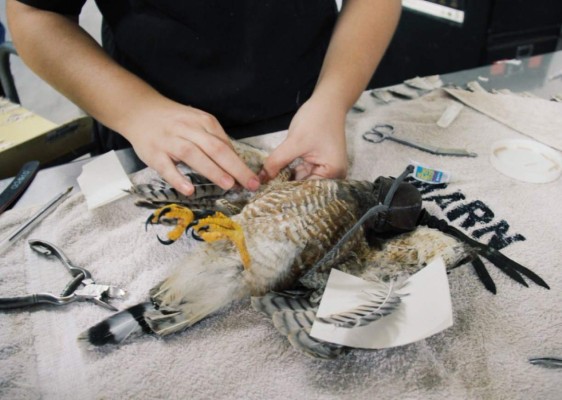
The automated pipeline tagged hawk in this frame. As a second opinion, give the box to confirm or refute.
[79,141,549,359]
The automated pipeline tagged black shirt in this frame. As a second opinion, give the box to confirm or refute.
[16,1,338,147]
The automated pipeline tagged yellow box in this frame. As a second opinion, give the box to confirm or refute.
[0,98,93,179]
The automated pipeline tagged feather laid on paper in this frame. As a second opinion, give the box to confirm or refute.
[316,277,405,328]
[310,258,453,349]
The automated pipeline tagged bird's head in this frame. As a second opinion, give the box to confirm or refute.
[364,174,423,237]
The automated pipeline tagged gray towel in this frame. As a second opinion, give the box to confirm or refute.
[0,89,560,400]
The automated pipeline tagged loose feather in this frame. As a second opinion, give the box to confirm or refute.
[316,279,405,328]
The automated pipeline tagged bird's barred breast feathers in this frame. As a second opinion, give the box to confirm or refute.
[237,179,377,294]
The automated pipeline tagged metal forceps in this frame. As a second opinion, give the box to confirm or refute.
[362,124,477,157]
[529,357,562,368]
[0,240,126,311]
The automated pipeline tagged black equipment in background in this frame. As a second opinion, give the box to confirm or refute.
[370,0,562,88]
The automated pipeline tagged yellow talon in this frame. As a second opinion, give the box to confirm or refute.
[148,204,196,243]
[193,214,251,270]
[147,205,251,269]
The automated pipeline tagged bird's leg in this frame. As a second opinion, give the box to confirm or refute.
[191,212,251,270]
[146,205,251,269]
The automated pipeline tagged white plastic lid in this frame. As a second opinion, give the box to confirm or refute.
[490,138,562,183]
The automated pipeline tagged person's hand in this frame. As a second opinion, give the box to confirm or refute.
[261,96,348,181]
[123,99,260,196]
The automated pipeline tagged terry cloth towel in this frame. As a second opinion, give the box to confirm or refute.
[0,89,561,400]
[444,88,562,151]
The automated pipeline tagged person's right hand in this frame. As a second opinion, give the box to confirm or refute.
[5,1,260,197]
[123,99,261,196]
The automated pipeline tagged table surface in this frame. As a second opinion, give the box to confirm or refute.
[2,50,562,210]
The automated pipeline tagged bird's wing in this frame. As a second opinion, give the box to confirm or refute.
[251,225,473,359]
[251,292,347,360]
[129,139,292,212]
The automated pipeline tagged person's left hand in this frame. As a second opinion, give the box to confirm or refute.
[261,96,348,181]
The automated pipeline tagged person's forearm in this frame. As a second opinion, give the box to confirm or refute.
[6,0,165,136]
[7,1,262,195]
[312,0,401,110]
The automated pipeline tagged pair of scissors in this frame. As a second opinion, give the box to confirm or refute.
[362,124,478,157]
[0,240,126,311]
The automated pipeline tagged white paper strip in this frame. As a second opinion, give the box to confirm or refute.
[310,257,453,349]
[77,150,132,210]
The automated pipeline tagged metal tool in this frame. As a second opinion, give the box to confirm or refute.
[0,239,126,311]
[0,186,73,254]
[529,357,562,368]
[362,124,478,157]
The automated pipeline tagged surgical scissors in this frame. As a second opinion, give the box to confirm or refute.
[362,124,477,157]
[0,239,126,311]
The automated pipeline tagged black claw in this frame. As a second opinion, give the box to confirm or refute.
[157,235,174,245]
[155,207,172,224]
[145,206,173,231]
[190,230,204,242]
[145,214,155,231]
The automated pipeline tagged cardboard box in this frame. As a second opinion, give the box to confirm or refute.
[0,97,93,179]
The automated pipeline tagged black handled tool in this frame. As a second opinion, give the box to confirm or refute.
[0,160,40,214]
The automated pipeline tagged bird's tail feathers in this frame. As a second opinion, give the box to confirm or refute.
[78,302,155,347]
[143,304,219,336]
[77,300,227,348]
